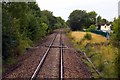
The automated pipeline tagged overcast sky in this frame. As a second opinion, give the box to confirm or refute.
[36,0,119,21]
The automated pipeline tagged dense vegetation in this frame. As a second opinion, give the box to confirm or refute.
[67,9,109,31]
[2,2,66,66]
[67,31,118,78]
[111,17,120,77]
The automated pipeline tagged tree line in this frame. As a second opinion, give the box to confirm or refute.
[67,10,109,31]
[2,2,66,64]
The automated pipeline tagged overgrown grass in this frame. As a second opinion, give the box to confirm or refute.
[3,57,16,67]
[2,57,17,74]
[67,31,118,78]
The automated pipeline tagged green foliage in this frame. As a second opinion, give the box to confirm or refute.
[111,17,120,47]
[2,2,66,66]
[40,10,67,32]
[84,33,92,40]
[68,10,87,30]
[54,17,67,29]
[68,9,110,31]
[110,17,120,77]
[40,23,48,37]
[17,37,32,54]
[40,10,56,31]
[68,10,97,30]
[97,15,109,25]
[86,25,97,32]
[69,31,118,78]
[85,11,97,28]
[4,57,17,65]
[71,39,117,77]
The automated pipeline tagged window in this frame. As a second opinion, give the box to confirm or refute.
[105,26,106,28]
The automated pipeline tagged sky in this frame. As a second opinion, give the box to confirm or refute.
[118,1,120,16]
[36,0,119,21]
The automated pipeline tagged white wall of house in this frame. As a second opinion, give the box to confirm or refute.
[100,24,111,32]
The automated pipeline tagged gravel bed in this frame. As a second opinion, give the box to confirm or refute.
[62,30,92,78]
[3,29,92,79]
[36,33,60,78]
[3,33,56,79]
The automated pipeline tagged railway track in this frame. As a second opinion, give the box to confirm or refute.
[31,30,64,80]
[3,29,92,79]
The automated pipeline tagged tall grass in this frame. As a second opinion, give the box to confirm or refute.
[68,31,118,78]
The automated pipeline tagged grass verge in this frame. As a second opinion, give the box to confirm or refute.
[67,31,118,78]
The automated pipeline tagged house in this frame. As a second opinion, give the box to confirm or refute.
[97,24,112,33]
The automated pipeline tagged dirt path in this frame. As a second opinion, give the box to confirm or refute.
[3,29,91,79]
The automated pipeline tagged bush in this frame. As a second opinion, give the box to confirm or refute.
[84,32,92,40]
[86,25,96,32]
[2,2,67,70]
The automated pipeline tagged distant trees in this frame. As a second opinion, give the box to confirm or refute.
[67,9,110,31]
[68,10,97,31]
[2,2,66,63]
[40,10,67,32]
[68,10,87,30]
[40,10,57,32]
[97,15,109,25]
[86,11,97,28]
[54,17,66,29]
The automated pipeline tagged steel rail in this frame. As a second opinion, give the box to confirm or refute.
[60,30,63,80]
[83,52,102,77]
[31,33,57,80]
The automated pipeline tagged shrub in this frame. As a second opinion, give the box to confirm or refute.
[86,25,97,32]
[84,32,92,40]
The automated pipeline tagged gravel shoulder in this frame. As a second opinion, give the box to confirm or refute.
[3,32,56,79]
[62,30,92,78]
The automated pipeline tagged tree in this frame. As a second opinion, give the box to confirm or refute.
[40,10,57,32]
[85,11,97,28]
[2,2,66,64]
[54,17,67,29]
[2,2,33,60]
[97,15,102,24]
[101,18,109,24]
[2,2,46,62]
[68,10,97,30]
[68,10,87,30]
